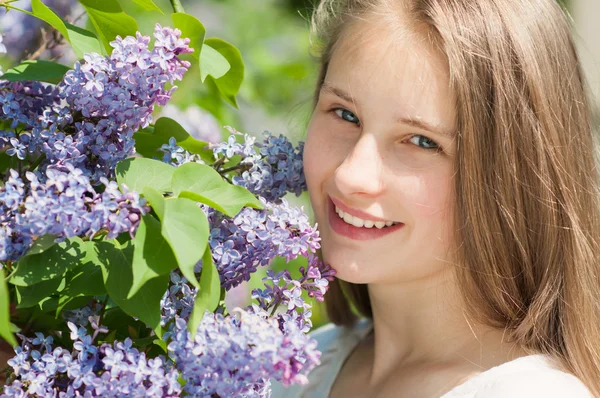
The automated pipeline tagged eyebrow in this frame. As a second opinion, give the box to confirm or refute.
[320,82,455,139]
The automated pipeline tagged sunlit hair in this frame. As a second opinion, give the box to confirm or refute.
[307,0,600,394]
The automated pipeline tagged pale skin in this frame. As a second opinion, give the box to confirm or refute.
[302,13,530,398]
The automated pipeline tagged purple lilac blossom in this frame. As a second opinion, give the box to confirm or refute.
[62,301,103,327]
[159,136,204,167]
[252,254,337,333]
[208,196,321,290]
[1,317,182,397]
[160,270,197,326]
[47,23,193,182]
[167,306,321,397]
[0,24,192,183]
[212,126,307,202]
[0,164,148,263]
[160,253,335,333]
[161,126,307,201]
[0,80,62,131]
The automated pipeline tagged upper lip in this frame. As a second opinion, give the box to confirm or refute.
[330,196,399,223]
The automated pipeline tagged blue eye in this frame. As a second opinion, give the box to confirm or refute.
[408,135,439,150]
[334,108,360,125]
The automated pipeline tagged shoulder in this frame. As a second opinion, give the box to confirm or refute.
[307,320,353,348]
[306,317,372,355]
[471,356,593,398]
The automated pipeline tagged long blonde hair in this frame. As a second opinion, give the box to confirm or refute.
[308,0,600,394]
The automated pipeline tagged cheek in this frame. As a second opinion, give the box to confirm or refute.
[302,129,321,195]
[396,165,453,218]
[302,120,338,193]
[414,174,455,254]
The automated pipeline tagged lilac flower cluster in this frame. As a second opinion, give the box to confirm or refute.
[0,80,62,132]
[159,136,203,167]
[0,164,148,262]
[213,127,307,202]
[167,306,321,397]
[1,317,181,397]
[252,253,336,333]
[62,301,103,328]
[54,23,191,181]
[208,196,321,290]
[160,271,197,326]
[4,257,336,397]
[0,23,192,183]
[162,126,307,201]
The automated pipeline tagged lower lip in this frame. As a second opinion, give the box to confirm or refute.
[327,197,404,241]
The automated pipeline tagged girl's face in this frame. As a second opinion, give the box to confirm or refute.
[304,21,458,285]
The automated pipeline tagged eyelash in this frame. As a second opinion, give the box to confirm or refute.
[331,108,441,151]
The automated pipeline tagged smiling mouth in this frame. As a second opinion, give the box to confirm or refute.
[327,197,404,241]
[333,205,401,229]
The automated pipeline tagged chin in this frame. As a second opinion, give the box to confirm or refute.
[322,252,373,284]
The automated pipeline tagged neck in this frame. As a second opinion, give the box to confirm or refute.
[362,268,528,386]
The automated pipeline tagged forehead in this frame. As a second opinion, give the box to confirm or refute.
[325,15,457,134]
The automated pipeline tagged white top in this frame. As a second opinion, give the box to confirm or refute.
[269,319,593,397]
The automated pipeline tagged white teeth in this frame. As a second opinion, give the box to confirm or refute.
[335,205,398,229]
[351,218,364,227]
[343,213,353,224]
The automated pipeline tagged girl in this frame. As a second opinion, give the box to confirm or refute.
[271,0,599,396]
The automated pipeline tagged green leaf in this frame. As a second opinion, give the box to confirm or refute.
[157,198,209,288]
[78,0,138,53]
[64,265,104,297]
[9,238,86,287]
[0,269,17,346]
[172,162,263,217]
[0,153,18,176]
[131,128,164,159]
[101,307,147,341]
[115,157,175,194]
[30,0,68,37]
[199,44,230,82]
[156,117,214,159]
[23,235,58,257]
[133,118,214,163]
[97,240,167,329]
[62,242,106,296]
[142,186,165,220]
[28,0,104,58]
[188,244,221,334]
[204,38,244,108]
[56,243,106,314]
[172,13,204,59]
[40,295,89,313]
[1,60,70,85]
[64,22,106,57]
[15,277,64,309]
[128,214,177,298]
[131,0,163,13]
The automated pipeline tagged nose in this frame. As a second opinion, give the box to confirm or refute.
[334,133,385,197]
